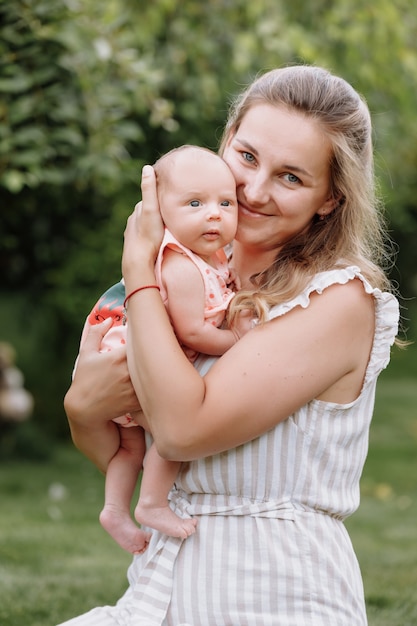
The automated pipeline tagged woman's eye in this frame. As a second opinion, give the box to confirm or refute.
[189,200,201,207]
[242,151,255,164]
[284,173,301,184]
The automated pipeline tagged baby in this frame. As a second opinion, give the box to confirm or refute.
[82,145,248,554]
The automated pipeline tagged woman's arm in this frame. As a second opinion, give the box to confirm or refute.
[64,318,142,472]
[123,167,375,462]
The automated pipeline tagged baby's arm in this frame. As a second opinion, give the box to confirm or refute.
[161,249,240,356]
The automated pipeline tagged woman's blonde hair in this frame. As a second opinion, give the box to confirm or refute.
[220,65,395,323]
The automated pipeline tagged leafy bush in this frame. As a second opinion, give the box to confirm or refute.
[1,0,416,439]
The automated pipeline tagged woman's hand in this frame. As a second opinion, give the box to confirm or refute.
[122,165,165,289]
[65,318,141,426]
[64,318,142,470]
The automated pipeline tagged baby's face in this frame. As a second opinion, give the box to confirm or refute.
[159,149,238,262]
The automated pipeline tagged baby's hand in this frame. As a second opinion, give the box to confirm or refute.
[227,266,241,292]
[129,409,152,432]
[230,309,256,341]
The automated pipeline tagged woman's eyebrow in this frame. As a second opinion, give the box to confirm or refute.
[282,164,313,178]
[236,138,259,156]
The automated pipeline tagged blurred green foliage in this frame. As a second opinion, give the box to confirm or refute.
[0,0,416,443]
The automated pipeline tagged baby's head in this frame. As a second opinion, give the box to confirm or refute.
[153,145,238,259]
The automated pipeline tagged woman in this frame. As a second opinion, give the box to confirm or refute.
[62,65,399,625]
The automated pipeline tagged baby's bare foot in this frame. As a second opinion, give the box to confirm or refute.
[100,504,151,554]
[135,502,197,539]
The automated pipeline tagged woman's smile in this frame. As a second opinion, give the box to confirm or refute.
[238,200,274,219]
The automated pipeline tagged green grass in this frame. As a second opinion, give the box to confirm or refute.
[345,370,417,626]
[0,447,132,625]
[1,353,416,625]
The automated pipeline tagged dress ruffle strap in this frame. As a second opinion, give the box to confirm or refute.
[268,266,399,384]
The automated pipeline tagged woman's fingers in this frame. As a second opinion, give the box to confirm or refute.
[139,164,165,243]
[140,165,158,212]
[80,318,112,355]
[122,165,165,278]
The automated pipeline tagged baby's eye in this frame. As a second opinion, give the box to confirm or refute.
[189,200,201,207]
[220,200,231,206]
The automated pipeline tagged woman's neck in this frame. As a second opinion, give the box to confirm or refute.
[231,243,277,290]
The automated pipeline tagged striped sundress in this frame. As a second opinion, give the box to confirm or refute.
[58,266,399,626]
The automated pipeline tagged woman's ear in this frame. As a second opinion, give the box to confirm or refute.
[317,194,344,219]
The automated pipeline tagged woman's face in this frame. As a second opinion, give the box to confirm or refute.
[222,103,336,254]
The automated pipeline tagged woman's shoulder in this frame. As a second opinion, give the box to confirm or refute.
[265,265,399,384]
[270,266,395,314]
[268,265,399,353]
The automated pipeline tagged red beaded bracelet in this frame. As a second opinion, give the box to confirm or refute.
[123,285,160,309]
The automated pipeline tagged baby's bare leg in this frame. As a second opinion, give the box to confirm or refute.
[100,425,151,554]
[135,443,197,538]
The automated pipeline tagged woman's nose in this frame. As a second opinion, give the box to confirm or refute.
[244,173,270,206]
